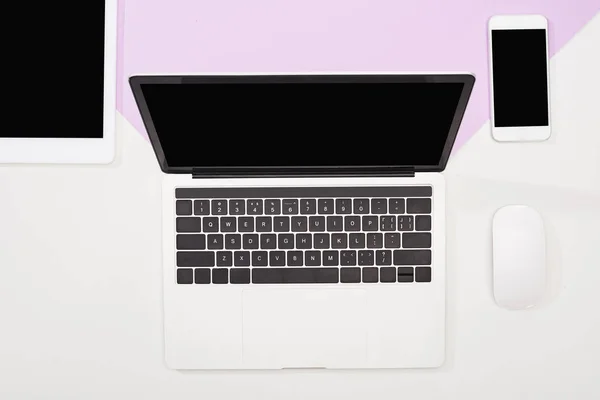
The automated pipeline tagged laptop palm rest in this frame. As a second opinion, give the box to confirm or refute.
[242,288,367,368]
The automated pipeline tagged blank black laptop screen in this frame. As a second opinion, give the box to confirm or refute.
[140,80,465,168]
[2,2,105,138]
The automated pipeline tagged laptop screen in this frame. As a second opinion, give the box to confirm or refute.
[137,76,471,170]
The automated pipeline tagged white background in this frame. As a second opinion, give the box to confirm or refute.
[0,14,598,400]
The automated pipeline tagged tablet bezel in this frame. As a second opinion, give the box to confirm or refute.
[0,0,117,164]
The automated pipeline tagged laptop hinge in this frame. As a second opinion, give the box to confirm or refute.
[191,167,416,179]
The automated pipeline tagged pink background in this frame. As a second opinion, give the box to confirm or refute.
[116,1,599,152]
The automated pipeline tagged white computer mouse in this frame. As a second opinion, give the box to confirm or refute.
[492,205,547,310]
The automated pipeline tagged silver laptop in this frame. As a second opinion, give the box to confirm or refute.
[129,72,475,370]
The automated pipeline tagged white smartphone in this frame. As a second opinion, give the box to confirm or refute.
[488,15,551,142]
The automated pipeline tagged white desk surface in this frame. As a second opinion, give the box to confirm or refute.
[1,15,599,400]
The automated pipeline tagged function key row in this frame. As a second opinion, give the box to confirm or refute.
[176,198,432,216]
[176,215,432,233]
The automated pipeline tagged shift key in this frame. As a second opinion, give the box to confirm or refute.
[177,251,215,267]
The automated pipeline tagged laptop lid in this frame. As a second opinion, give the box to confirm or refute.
[130,73,475,176]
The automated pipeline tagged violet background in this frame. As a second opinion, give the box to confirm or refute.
[116,1,599,153]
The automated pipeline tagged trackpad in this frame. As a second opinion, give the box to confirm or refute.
[242,288,367,368]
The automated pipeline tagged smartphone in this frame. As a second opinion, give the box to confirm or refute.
[488,15,551,142]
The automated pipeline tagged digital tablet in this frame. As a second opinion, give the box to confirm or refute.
[0,0,117,164]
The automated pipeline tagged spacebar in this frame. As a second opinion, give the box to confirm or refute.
[252,268,339,284]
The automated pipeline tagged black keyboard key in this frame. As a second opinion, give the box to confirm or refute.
[362,216,378,231]
[376,250,392,266]
[384,233,401,248]
[300,199,317,215]
[247,200,263,215]
[353,199,369,214]
[336,199,352,214]
[398,267,414,282]
[371,198,387,214]
[362,267,378,283]
[195,268,211,284]
[252,251,268,267]
[341,250,357,266]
[217,251,233,267]
[193,200,210,215]
[202,217,219,233]
[278,234,294,249]
[296,234,312,249]
[176,200,192,215]
[229,200,245,215]
[344,216,361,231]
[341,267,361,283]
[415,267,432,282]
[207,234,224,250]
[397,216,414,231]
[309,216,326,232]
[176,217,202,233]
[243,234,259,249]
[349,233,365,249]
[212,268,228,284]
[380,267,396,283]
[220,217,237,232]
[314,233,330,249]
[389,198,405,214]
[238,217,254,232]
[291,216,308,232]
[277,233,295,250]
[274,216,290,232]
[234,251,251,267]
[323,250,339,266]
[317,199,334,214]
[252,268,339,284]
[230,268,251,284]
[367,233,383,249]
[282,199,299,215]
[403,233,432,248]
[380,216,396,231]
[393,250,432,265]
[256,217,272,232]
[331,233,347,249]
[407,198,431,214]
[288,251,303,266]
[265,199,281,215]
[177,268,194,284]
[260,234,277,249]
[269,251,286,266]
[211,200,227,215]
[358,250,374,265]
[327,216,343,232]
[305,251,321,266]
[177,234,206,250]
[225,234,242,249]
[177,251,215,267]
[416,215,432,231]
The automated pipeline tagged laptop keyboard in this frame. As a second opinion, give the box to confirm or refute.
[174,187,433,285]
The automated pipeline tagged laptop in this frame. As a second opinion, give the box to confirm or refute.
[129,72,475,370]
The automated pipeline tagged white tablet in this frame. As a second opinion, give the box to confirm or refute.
[0,0,117,164]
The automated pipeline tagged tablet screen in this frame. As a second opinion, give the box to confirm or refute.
[2,1,106,138]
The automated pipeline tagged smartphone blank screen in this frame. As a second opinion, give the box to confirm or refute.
[491,29,549,128]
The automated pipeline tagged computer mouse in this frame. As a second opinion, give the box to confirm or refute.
[492,205,547,310]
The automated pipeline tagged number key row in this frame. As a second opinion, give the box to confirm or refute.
[176,198,432,216]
